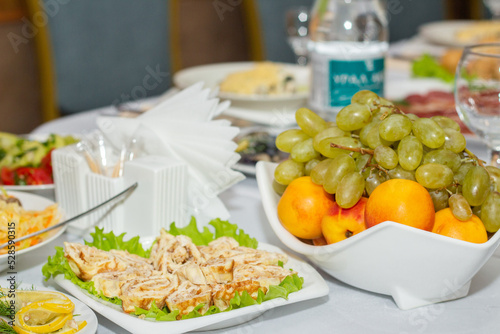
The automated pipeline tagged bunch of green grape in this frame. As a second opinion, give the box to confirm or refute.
[273,90,500,233]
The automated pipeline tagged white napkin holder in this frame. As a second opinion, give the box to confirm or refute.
[52,147,188,237]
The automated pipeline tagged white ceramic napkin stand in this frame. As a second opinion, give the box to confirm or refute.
[52,147,188,237]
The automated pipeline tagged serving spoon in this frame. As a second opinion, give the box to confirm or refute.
[0,182,138,250]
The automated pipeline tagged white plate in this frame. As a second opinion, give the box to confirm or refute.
[0,191,65,271]
[1,184,55,191]
[0,281,98,334]
[419,20,474,47]
[233,126,289,176]
[53,238,329,334]
[173,62,309,109]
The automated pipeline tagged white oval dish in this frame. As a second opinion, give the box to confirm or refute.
[173,62,309,110]
[0,191,65,272]
[256,161,500,310]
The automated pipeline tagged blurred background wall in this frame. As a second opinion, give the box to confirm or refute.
[0,0,493,134]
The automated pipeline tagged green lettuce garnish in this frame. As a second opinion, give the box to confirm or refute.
[167,217,258,248]
[84,227,151,257]
[42,217,302,321]
[412,54,454,83]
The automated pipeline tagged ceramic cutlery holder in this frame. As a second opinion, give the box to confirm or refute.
[52,146,188,237]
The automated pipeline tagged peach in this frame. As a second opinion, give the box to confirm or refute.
[321,197,368,244]
[277,176,336,240]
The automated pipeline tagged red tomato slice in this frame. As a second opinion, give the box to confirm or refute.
[0,167,15,185]
[15,167,53,185]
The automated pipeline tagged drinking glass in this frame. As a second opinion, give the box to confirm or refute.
[483,0,500,20]
[455,43,500,166]
[285,6,310,66]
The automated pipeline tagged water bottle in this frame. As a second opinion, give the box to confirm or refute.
[308,0,388,119]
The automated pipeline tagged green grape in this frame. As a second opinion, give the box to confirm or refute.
[412,118,446,149]
[372,97,394,119]
[441,128,467,154]
[316,136,362,159]
[366,124,394,149]
[388,165,416,181]
[272,179,287,195]
[415,163,454,189]
[454,162,473,185]
[486,165,500,192]
[305,158,322,176]
[422,149,461,172]
[429,189,449,212]
[274,159,304,185]
[463,166,490,206]
[448,194,473,221]
[295,108,328,137]
[481,191,500,232]
[323,154,356,194]
[365,171,388,195]
[378,114,412,141]
[336,103,372,131]
[313,127,350,152]
[336,172,365,209]
[374,145,398,169]
[431,116,461,132]
[472,205,481,217]
[355,153,371,173]
[290,138,320,162]
[310,159,333,185]
[405,113,419,122]
[276,129,310,153]
[359,120,380,146]
[397,135,423,171]
[351,90,380,107]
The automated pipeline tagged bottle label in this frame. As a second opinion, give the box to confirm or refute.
[328,58,384,107]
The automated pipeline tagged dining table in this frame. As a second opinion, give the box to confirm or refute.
[12,40,500,333]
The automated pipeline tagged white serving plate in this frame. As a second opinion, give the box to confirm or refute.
[173,62,309,110]
[419,20,474,47]
[53,238,328,334]
[0,191,65,272]
[0,281,98,334]
[1,184,55,191]
[256,161,500,310]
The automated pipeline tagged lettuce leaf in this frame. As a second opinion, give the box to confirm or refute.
[412,54,454,83]
[84,227,151,257]
[42,217,301,322]
[165,217,258,248]
[41,247,122,306]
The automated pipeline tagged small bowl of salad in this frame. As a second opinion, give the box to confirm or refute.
[0,132,78,189]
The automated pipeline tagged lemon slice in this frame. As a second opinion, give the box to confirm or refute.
[15,310,72,333]
[1,289,73,313]
[3,289,80,334]
[13,320,86,334]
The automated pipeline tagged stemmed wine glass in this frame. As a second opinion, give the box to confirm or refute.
[285,6,310,66]
[455,43,500,166]
[483,0,500,20]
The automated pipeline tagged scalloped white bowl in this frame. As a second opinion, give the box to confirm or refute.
[256,161,500,310]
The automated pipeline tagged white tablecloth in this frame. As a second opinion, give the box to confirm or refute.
[19,64,500,333]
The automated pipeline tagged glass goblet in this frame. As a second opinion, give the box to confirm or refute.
[455,43,500,166]
[483,0,500,20]
[285,6,310,66]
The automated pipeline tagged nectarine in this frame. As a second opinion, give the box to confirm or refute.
[321,197,367,244]
[277,176,336,239]
[365,179,435,231]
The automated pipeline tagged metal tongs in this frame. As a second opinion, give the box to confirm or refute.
[0,182,138,250]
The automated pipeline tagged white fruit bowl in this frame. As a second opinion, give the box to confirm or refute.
[256,161,500,310]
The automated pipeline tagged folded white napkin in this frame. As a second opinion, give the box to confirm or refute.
[96,83,245,221]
